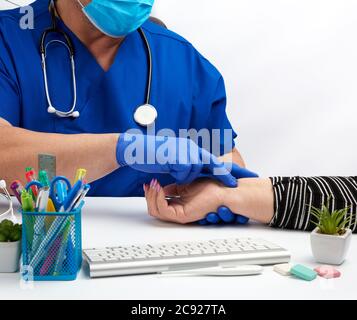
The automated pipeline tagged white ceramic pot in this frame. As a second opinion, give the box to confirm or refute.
[310,227,352,265]
[0,241,21,273]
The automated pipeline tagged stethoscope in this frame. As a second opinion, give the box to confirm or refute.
[0,180,16,224]
[40,1,158,127]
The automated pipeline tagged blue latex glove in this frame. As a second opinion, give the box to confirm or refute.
[117,133,237,187]
[199,163,259,225]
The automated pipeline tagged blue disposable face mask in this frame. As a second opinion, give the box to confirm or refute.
[77,0,154,38]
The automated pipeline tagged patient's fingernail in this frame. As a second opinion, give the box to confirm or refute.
[150,179,155,188]
[156,184,161,193]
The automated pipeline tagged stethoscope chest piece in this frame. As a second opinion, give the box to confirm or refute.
[134,104,158,127]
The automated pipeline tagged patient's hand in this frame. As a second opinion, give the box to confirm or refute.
[144,177,275,225]
[144,179,225,224]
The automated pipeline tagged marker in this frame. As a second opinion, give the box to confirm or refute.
[45,198,56,231]
[74,168,87,184]
[21,190,35,247]
[56,181,68,204]
[21,190,34,212]
[10,180,24,205]
[38,170,50,187]
[47,198,56,212]
[26,169,38,199]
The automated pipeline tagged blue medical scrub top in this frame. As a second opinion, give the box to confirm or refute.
[0,0,237,197]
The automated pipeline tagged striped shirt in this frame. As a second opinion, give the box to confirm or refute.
[269,177,357,233]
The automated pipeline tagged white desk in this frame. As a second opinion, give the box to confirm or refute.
[0,197,356,300]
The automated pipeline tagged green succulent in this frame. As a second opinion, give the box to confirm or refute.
[0,219,22,243]
[310,199,352,235]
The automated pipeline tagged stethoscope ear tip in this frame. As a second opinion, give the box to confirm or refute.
[0,180,6,189]
[71,111,80,118]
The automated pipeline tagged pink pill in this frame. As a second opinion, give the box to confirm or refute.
[314,265,341,279]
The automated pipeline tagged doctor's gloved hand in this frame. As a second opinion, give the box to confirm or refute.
[116,133,237,187]
[199,163,259,226]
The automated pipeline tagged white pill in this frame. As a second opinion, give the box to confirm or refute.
[273,263,293,276]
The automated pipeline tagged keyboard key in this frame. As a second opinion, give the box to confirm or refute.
[118,256,133,261]
[105,257,118,262]
[89,257,104,262]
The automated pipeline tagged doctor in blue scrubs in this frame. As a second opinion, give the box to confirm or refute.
[0,0,248,198]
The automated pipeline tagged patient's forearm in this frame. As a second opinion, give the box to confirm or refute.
[222,176,357,233]
[223,178,274,224]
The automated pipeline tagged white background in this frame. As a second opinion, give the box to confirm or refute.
[0,0,35,10]
[153,0,357,177]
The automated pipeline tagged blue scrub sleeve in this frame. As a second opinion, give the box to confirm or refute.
[192,51,237,157]
[208,76,237,156]
[0,32,20,126]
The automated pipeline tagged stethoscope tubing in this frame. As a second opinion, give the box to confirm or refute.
[41,1,154,122]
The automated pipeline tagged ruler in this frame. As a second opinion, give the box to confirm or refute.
[38,154,56,182]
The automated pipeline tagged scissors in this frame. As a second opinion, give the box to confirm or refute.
[49,176,72,211]
[25,176,72,211]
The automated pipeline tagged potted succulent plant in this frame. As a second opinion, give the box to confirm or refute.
[0,219,22,273]
[310,201,352,265]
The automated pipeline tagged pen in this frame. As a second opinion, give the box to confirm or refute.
[31,187,50,257]
[52,220,71,275]
[60,180,83,212]
[39,234,63,276]
[36,187,50,212]
[71,184,90,212]
[10,180,24,205]
[26,169,39,199]
[74,200,85,211]
[65,234,76,274]
[74,168,87,184]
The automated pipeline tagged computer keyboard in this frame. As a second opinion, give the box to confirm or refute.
[83,237,290,278]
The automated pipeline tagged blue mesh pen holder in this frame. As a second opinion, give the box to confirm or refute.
[21,209,82,281]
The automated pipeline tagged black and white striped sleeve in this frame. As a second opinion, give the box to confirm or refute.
[269,176,357,233]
